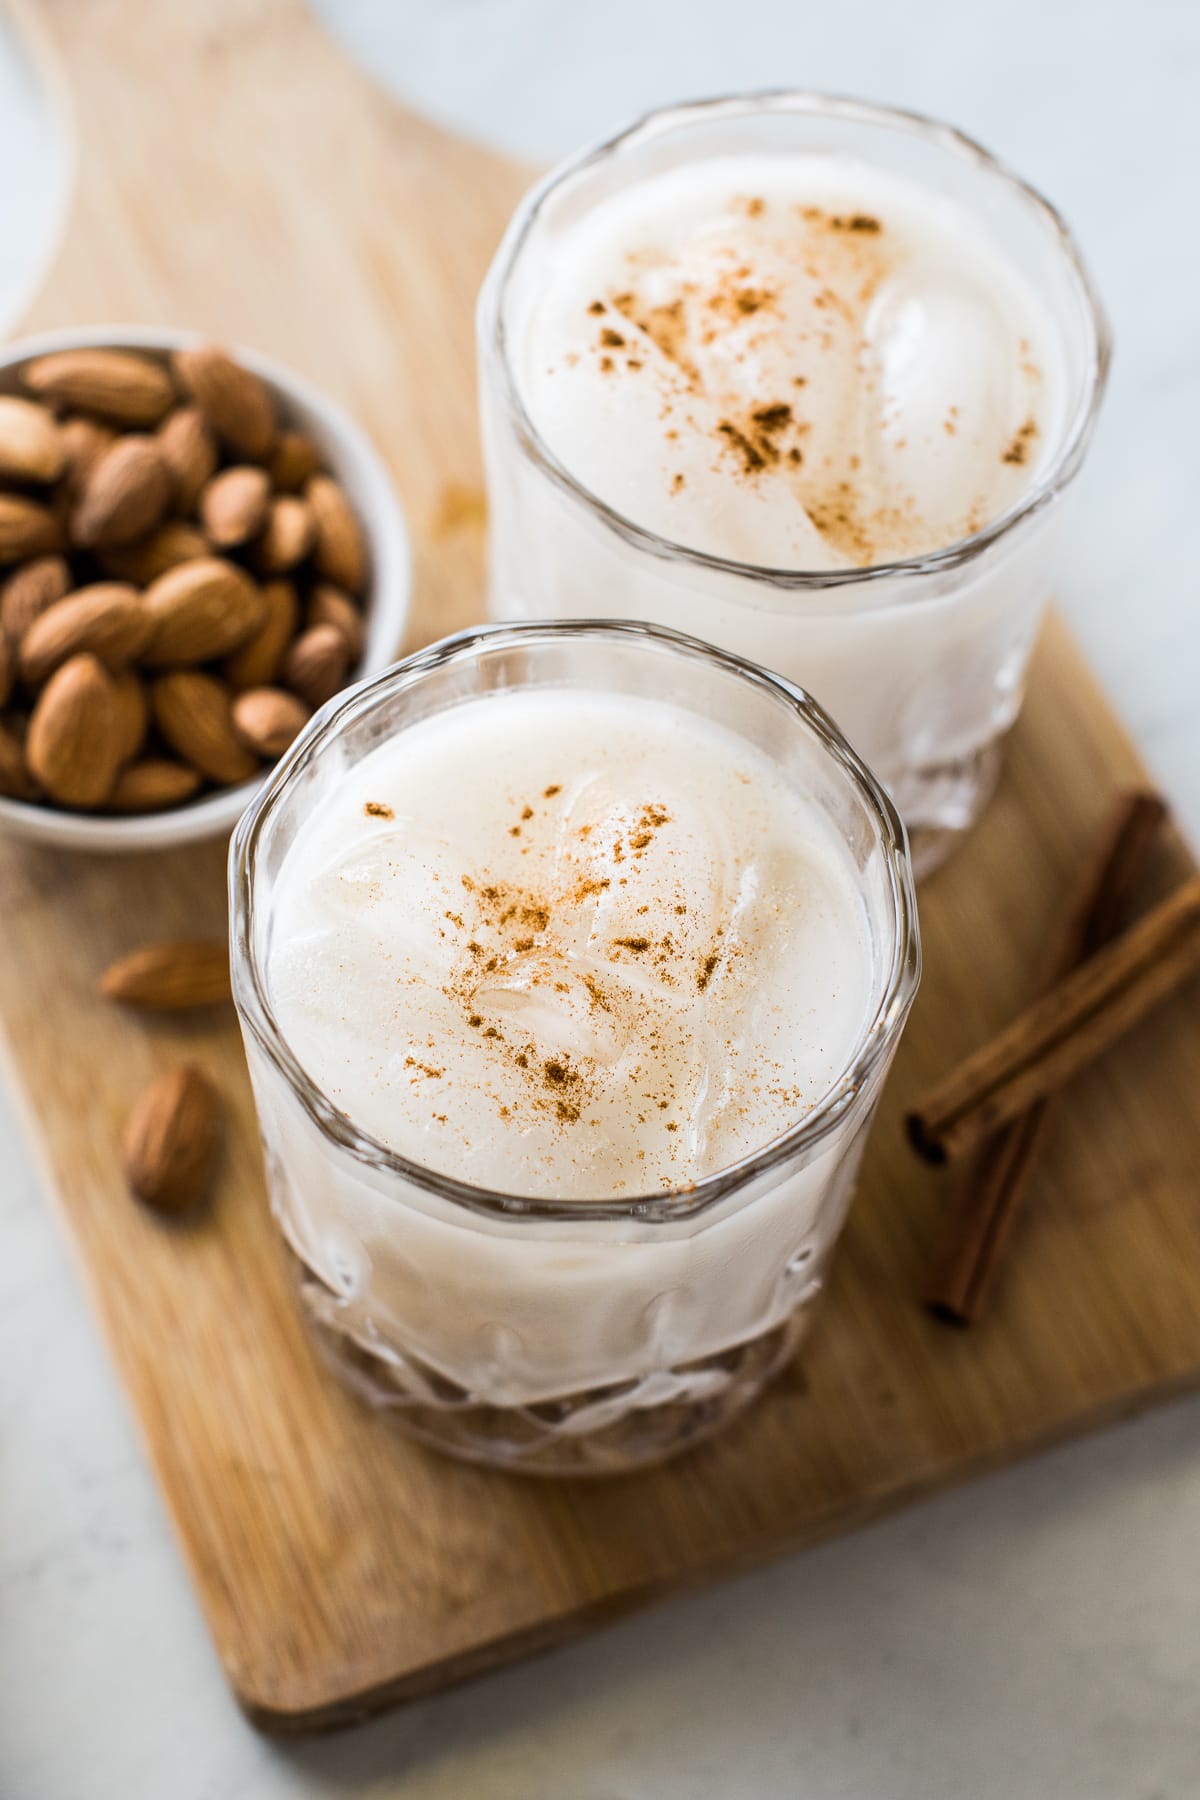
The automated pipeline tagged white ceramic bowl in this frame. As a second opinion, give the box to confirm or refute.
[0,325,411,851]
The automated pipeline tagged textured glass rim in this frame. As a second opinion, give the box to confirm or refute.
[481,89,1112,596]
[230,619,920,1225]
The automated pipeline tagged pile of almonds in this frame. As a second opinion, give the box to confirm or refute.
[0,343,370,814]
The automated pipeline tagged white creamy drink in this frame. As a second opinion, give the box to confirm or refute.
[480,97,1108,872]
[517,157,1058,569]
[267,689,873,1199]
[234,622,920,1470]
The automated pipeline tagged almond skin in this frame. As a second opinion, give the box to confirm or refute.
[23,349,176,428]
[60,417,116,497]
[98,520,209,585]
[0,718,38,799]
[123,1065,220,1215]
[26,653,122,806]
[307,582,365,663]
[70,435,171,549]
[19,583,149,685]
[199,464,271,548]
[172,345,275,461]
[222,577,296,690]
[106,758,201,813]
[101,941,231,1010]
[0,553,70,643]
[0,396,64,485]
[268,430,320,493]
[305,474,366,593]
[155,404,217,511]
[111,669,150,764]
[231,686,310,758]
[0,494,62,564]
[253,494,315,574]
[141,557,264,665]
[152,670,259,784]
[281,622,349,709]
[0,633,11,708]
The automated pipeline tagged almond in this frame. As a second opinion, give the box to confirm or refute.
[0,717,38,799]
[222,577,296,690]
[60,417,116,497]
[23,349,175,428]
[307,582,365,663]
[252,494,315,573]
[0,494,62,564]
[305,474,366,593]
[281,623,349,709]
[0,632,11,707]
[0,553,70,642]
[19,583,150,685]
[231,686,310,758]
[155,404,217,511]
[0,396,64,485]
[199,464,270,548]
[172,345,275,461]
[98,520,209,585]
[123,1065,220,1215]
[141,557,264,665]
[152,670,259,784]
[268,430,320,493]
[70,435,171,549]
[101,940,231,1010]
[106,758,201,813]
[26,653,122,806]
[111,669,150,763]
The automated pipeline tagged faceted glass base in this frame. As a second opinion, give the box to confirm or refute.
[900,735,1005,880]
[294,1252,813,1476]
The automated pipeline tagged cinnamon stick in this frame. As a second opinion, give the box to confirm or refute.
[926,791,1166,1323]
[908,869,1200,1167]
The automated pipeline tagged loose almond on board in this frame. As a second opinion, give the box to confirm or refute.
[23,348,176,428]
[140,557,264,665]
[0,554,70,642]
[0,494,61,564]
[200,464,271,548]
[106,758,201,813]
[18,583,150,686]
[232,686,310,758]
[71,435,171,549]
[282,622,349,709]
[152,669,260,784]
[26,653,122,806]
[156,404,218,512]
[101,941,231,1010]
[123,1065,220,1215]
[0,397,65,486]
[306,474,367,593]
[173,345,275,461]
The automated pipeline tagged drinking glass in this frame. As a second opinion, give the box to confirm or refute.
[231,620,919,1474]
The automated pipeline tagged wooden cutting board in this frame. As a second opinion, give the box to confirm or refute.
[5,0,1200,1735]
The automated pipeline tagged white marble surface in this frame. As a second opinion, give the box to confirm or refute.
[2,3,1199,1795]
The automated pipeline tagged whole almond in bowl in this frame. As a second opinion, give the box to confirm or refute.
[0,327,409,851]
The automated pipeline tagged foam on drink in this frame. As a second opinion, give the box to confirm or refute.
[516,154,1060,567]
[265,687,873,1199]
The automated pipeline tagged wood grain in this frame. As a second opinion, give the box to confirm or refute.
[3,0,1199,1734]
